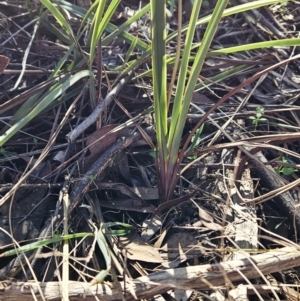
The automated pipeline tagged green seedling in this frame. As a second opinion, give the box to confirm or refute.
[0,147,7,157]
[89,174,97,181]
[187,123,204,160]
[275,156,298,176]
[275,217,288,230]
[203,0,210,8]
[249,106,268,130]
[0,147,16,157]
[0,222,133,284]
[32,138,38,151]
[149,148,157,158]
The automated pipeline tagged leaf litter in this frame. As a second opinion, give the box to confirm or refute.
[0,1,300,300]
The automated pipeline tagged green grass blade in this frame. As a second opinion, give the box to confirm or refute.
[151,0,168,200]
[166,0,289,45]
[195,64,251,91]
[0,70,92,146]
[97,0,121,44]
[167,0,203,149]
[91,224,111,284]
[89,0,106,61]
[0,233,93,257]
[5,43,77,133]
[0,222,132,259]
[103,3,150,47]
[41,19,72,45]
[89,0,120,62]
[56,0,148,52]
[208,38,300,56]
[105,22,149,51]
[151,0,167,134]
[39,0,75,39]
[98,224,111,267]
[122,37,138,67]
[167,0,229,196]
[79,0,99,35]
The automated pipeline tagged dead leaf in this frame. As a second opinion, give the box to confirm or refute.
[84,125,118,171]
[95,182,156,212]
[201,220,223,231]
[141,215,162,243]
[161,232,199,260]
[132,186,158,200]
[153,192,196,215]
[191,92,214,106]
[160,232,199,268]
[0,55,9,75]
[119,233,163,263]
[153,228,167,248]
[99,198,155,213]
[170,290,193,301]
[192,199,223,231]
[115,151,132,184]
[0,159,52,247]
[96,182,149,202]
[86,124,118,158]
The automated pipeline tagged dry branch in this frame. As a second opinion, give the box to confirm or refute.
[1,246,299,301]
